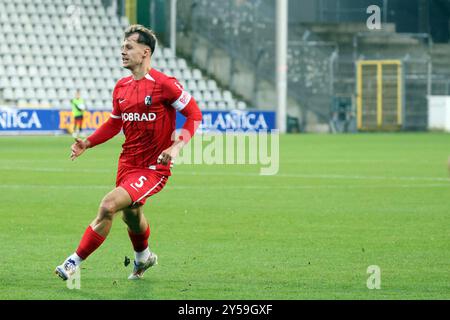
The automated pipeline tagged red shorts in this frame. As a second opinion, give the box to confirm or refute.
[116,166,169,207]
[74,116,83,127]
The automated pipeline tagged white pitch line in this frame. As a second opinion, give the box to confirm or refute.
[0,166,112,173]
[0,166,449,182]
[0,184,449,190]
[0,159,437,164]
[276,173,450,182]
[175,171,450,182]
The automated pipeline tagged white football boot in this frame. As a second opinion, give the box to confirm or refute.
[128,252,158,280]
[54,258,78,281]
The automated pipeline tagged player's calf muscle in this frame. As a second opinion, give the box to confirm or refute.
[122,207,146,233]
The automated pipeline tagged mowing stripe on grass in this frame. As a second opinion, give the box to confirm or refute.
[0,184,449,190]
[1,165,449,182]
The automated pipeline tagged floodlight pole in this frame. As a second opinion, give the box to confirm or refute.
[276,0,288,133]
[170,0,177,55]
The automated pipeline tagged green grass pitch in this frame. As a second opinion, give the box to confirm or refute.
[0,133,449,299]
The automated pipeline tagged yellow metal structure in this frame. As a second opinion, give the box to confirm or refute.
[356,60,403,130]
[125,0,137,25]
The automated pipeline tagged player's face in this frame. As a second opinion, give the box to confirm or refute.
[121,34,150,70]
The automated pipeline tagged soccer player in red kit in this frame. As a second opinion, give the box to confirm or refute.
[55,25,202,281]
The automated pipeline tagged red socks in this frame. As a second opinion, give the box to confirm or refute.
[75,226,106,260]
[128,225,150,252]
[73,224,150,260]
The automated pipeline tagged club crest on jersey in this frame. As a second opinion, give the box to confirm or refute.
[144,96,152,106]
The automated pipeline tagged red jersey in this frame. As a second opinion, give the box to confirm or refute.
[87,68,202,176]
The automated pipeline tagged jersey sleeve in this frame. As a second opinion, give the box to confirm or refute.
[162,77,202,143]
[86,82,123,147]
[161,77,192,112]
[110,82,122,119]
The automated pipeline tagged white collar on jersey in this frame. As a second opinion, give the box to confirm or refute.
[145,73,156,82]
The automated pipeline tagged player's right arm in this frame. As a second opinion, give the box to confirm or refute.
[70,138,89,160]
[70,116,123,161]
[70,82,124,161]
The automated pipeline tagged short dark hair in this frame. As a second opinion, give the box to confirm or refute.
[124,24,157,56]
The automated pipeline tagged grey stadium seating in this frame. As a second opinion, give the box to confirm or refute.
[0,0,245,111]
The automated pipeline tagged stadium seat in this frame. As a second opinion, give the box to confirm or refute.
[24,88,36,100]
[63,78,76,90]
[186,79,198,91]
[16,34,27,45]
[88,88,99,100]
[55,88,68,100]
[28,99,39,106]
[35,88,46,100]
[47,88,57,100]
[43,77,56,89]
[155,59,168,69]
[112,69,122,79]
[212,91,222,102]
[197,80,207,91]
[50,99,60,108]
[3,88,14,100]
[172,69,183,81]
[24,55,35,66]
[193,91,204,103]
[55,57,66,67]
[13,88,25,100]
[237,101,247,110]
[163,48,174,58]
[0,43,10,55]
[167,58,178,70]
[100,67,113,79]
[31,77,43,89]
[223,90,233,102]
[39,99,51,107]
[2,56,14,66]
[21,77,32,89]
[203,91,213,102]
[217,101,226,110]
[178,58,188,70]
[93,78,105,89]
[6,76,17,89]
[182,69,193,81]
[207,101,217,110]
[15,56,26,68]
[0,76,10,89]
[61,99,72,109]
[192,69,202,80]
[207,80,218,90]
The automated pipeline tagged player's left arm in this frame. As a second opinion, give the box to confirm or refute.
[158,79,203,165]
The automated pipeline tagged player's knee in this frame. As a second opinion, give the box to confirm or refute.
[98,198,118,220]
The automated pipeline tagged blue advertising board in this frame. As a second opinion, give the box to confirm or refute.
[177,110,276,132]
[0,107,61,134]
[0,107,276,134]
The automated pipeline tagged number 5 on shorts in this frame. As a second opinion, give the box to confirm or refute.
[130,176,147,191]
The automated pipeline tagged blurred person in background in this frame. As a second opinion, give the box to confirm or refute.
[71,90,87,138]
